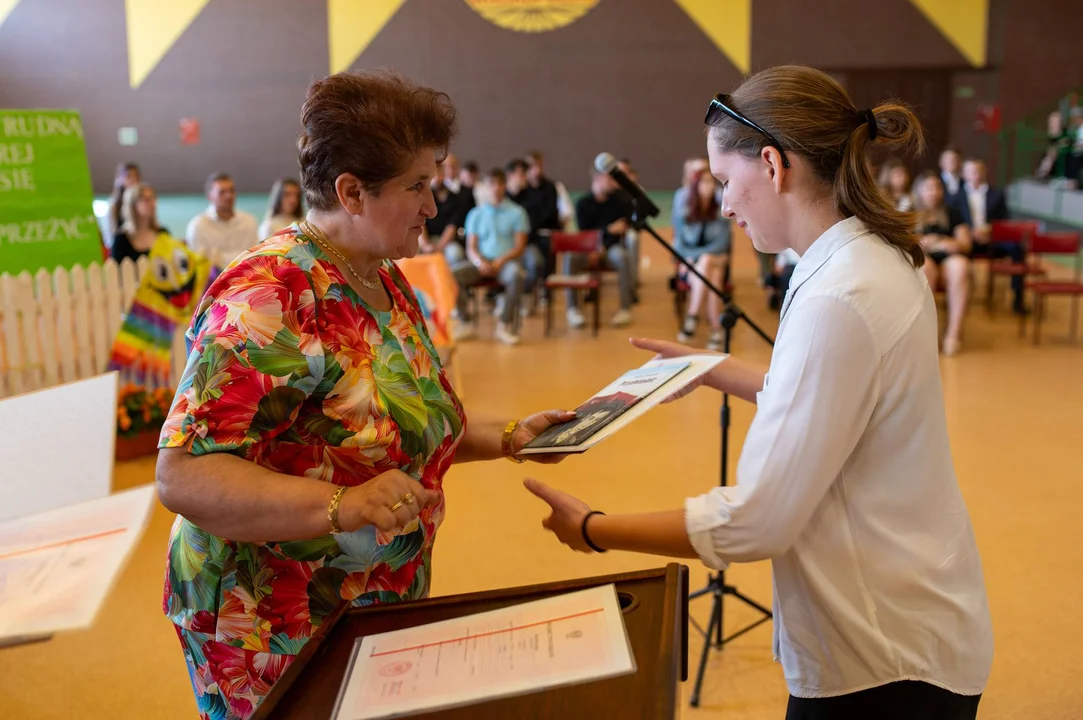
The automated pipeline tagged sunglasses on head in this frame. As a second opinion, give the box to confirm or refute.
[705,93,791,169]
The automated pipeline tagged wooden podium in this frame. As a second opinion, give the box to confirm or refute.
[252,564,689,719]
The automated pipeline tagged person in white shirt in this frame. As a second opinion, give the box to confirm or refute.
[524,65,992,720]
[259,177,305,239]
[186,172,260,266]
[939,147,963,201]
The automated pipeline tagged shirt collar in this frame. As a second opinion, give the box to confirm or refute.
[782,216,871,315]
[968,184,988,195]
[205,205,235,223]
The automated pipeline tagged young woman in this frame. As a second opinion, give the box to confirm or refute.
[878,157,914,211]
[259,177,305,238]
[526,65,992,720]
[111,182,168,263]
[672,167,731,350]
[912,170,972,355]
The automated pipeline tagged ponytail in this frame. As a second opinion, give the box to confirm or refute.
[836,102,926,267]
[707,66,928,268]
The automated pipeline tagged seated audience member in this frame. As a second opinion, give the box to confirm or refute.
[259,178,305,238]
[939,146,964,203]
[185,172,259,266]
[112,183,170,263]
[775,248,800,301]
[955,158,1026,314]
[506,157,556,300]
[107,162,142,237]
[527,150,574,229]
[878,158,914,211]
[913,171,972,356]
[421,160,466,262]
[673,168,730,350]
[616,158,643,294]
[568,169,635,329]
[458,159,480,212]
[452,168,534,346]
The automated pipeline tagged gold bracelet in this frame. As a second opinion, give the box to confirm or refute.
[327,486,348,534]
[502,419,525,464]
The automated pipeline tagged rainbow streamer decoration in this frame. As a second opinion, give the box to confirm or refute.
[108,234,213,388]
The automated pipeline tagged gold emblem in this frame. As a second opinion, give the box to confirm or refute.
[464,0,601,32]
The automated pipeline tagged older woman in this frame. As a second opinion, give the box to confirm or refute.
[156,71,571,720]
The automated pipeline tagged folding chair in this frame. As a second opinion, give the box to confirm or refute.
[1019,231,1083,344]
[544,231,602,337]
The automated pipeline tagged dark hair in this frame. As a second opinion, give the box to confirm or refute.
[463,161,479,174]
[109,162,141,232]
[527,150,544,164]
[267,178,304,220]
[877,158,911,193]
[486,168,506,183]
[505,158,529,174]
[205,172,233,195]
[708,65,926,268]
[114,162,140,186]
[298,69,457,211]
[686,169,721,223]
[940,146,961,156]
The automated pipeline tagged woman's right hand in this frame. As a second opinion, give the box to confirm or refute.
[339,469,439,533]
[630,337,717,403]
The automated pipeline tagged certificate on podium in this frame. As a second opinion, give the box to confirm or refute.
[332,584,636,720]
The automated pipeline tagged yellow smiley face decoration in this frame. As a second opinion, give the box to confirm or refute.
[464,0,600,32]
[107,233,213,387]
[140,232,211,323]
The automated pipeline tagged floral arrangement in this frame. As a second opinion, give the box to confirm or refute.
[116,384,173,437]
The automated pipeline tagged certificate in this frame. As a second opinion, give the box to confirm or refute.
[333,584,636,719]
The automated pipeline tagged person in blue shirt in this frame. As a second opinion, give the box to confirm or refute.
[672,167,731,350]
[451,168,535,345]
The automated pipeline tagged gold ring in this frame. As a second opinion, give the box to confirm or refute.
[389,493,415,512]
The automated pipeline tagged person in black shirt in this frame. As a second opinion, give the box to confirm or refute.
[420,159,467,264]
[506,158,555,302]
[913,171,972,355]
[568,170,635,328]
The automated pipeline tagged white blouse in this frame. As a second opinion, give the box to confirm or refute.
[684,216,992,699]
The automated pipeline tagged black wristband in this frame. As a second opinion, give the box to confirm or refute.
[581,510,607,553]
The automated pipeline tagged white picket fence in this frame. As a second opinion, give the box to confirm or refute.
[0,257,191,398]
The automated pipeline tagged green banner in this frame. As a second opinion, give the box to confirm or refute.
[0,109,100,275]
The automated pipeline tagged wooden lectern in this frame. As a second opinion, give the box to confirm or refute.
[252,564,689,720]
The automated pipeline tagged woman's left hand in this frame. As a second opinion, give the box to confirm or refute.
[524,478,593,551]
[512,409,577,464]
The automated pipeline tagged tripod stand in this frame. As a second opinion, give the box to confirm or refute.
[629,207,775,708]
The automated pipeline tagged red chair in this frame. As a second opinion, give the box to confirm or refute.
[1020,231,1083,344]
[544,231,602,337]
[985,220,1041,312]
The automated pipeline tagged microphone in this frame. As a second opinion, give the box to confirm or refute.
[594,152,660,219]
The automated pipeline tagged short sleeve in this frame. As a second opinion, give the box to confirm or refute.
[158,254,316,457]
[575,196,596,231]
[463,207,479,237]
[513,205,530,234]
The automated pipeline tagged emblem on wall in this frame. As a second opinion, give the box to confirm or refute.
[464,0,600,32]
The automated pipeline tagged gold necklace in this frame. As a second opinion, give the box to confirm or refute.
[301,221,382,291]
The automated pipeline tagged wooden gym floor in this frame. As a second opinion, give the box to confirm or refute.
[1,230,1080,719]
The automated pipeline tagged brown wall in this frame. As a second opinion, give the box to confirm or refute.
[0,0,1076,193]
[1000,0,1083,125]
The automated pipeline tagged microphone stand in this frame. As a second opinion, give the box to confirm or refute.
[628,201,774,708]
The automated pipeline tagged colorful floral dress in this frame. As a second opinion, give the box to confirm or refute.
[158,225,466,720]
